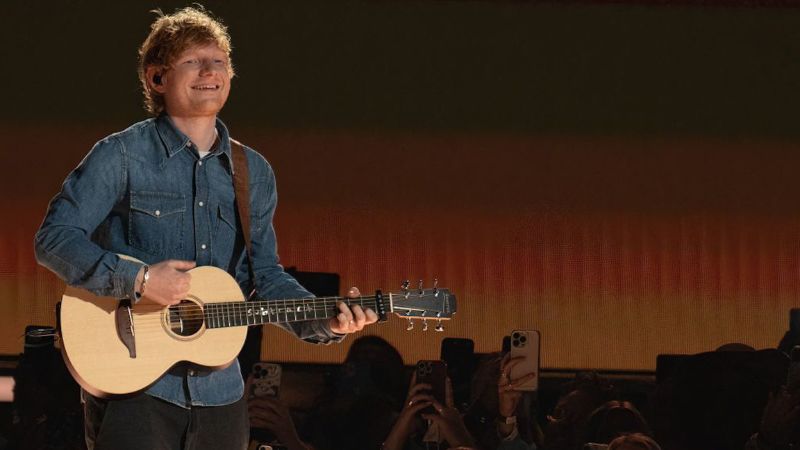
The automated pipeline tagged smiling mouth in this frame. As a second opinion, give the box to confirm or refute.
[192,84,220,91]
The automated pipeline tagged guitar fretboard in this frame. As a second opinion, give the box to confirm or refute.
[203,296,382,329]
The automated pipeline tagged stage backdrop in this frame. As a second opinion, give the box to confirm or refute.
[2,1,800,370]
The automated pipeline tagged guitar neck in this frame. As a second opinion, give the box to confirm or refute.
[203,295,385,329]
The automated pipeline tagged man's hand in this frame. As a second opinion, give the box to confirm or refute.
[137,260,196,306]
[328,287,379,334]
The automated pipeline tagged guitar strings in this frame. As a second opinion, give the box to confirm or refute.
[122,292,442,330]
[134,298,383,316]
[128,299,387,330]
[131,300,382,319]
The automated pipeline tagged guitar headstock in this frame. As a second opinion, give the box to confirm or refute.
[387,280,457,332]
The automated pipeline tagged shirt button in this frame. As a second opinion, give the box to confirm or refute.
[155,210,161,216]
[201,244,207,250]
[187,142,193,148]
[198,161,203,166]
[198,201,204,207]
[188,369,196,377]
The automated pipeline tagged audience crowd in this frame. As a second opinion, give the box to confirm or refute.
[7,325,800,450]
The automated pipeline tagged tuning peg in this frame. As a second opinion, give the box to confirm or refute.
[406,318,414,331]
[422,318,428,331]
[433,278,439,297]
[401,280,410,291]
[418,279,424,295]
[435,320,444,332]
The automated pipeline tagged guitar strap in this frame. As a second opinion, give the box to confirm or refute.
[230,138,257,299]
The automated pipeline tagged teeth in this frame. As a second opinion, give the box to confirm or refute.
[193,85,218,90]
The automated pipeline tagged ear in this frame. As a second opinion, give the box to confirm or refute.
[145,66,167,94]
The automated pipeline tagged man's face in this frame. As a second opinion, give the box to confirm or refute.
[152,42,232,118]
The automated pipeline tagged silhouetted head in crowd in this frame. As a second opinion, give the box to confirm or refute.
[308,336,407,450]
[608,433,661,450]
[545,372,616,450]
[583,400,651,445]
[715,342,755,352]
[339,335,406,405]
[653,349,787,450]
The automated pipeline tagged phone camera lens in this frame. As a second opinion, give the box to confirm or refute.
[520,335,527,343]
[513,339,520,347]
[512,332,520,339]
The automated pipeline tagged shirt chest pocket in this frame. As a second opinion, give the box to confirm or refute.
[129,191,186,257]
[213,203,238,264]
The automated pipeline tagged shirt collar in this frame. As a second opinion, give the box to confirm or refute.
[155,113,234,169]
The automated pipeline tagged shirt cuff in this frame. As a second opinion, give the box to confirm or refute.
[312,318,346,343]
[115,257,145,303]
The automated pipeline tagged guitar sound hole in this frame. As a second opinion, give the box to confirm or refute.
[167,300,204,337]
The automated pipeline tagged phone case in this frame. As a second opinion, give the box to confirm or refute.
[416,360,447,413]
[251,362,282,398]
[509,330,540,391]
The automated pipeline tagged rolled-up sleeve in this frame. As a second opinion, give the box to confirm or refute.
[238,151,343,345]
[34,137,143,300]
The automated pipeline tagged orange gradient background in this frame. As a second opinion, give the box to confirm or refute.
[3,124,798,370]
[3,1,800,371]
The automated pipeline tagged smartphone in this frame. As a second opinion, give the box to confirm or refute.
[441,338,475,376]
[416,360,448,414]
[441,337,474,409]
[509,330,540,391]
[251,362,282,398]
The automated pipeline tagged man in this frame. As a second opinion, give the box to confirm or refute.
[34,7,377,450]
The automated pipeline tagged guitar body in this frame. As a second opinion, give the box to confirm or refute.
[59,265,247,397]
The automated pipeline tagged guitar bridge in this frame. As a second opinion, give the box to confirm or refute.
[115,299,137,358]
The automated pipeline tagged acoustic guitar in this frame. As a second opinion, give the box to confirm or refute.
[57,264,457,397]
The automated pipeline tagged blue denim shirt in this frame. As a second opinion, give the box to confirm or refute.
[35,114,342,408]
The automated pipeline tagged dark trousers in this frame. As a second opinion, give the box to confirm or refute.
[83,392,249,450]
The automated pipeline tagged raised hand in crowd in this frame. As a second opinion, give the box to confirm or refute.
[497,354,538,439]
[382,371,435,450]
[246,376,313,450]
[383,371,478,450]
[748,385,800,450]
[421,378,478,449]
